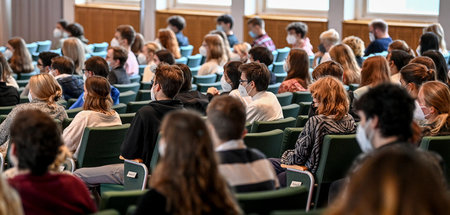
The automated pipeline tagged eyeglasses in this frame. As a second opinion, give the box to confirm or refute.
[239,79,249,83]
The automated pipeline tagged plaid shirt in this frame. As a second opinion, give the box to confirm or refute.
[252,34,276,51]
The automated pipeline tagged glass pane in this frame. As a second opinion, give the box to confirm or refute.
[367,0,439,16]
[266,0,329,11]
[176,0,231,7]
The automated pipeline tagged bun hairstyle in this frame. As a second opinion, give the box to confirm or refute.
[400,63,435,87]
[28,73,62,106]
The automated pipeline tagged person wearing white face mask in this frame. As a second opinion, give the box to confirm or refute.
[206,61,244,100]
[173,64,209,114]
[216,14,239,48]
[198,34,226,76]
[106,46,130,85]
[418,81,450,136]
[52,20,68,49]
[364,19,392,56]
[114,25,139,76]
[141,42,162,82]
[285,22,314,56]
[247,17,276,52]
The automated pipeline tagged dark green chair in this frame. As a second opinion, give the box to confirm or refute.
[90,209,120,215]
[112,103,127,114]
[66,107,82,118]
[180,45,193,57]
[67,98,78,109]
[236,187,309,215]
[187,54,202,67]
[100,190,146,215]
[285,169,315,211]
[267,83,281,94]
[119,113,136,124]
[123,160,148,190]
[276,92,293,106]
[251,117,297,133]
[190,66,200,76]
[292,91,312,103]
[119,91,137,105]
[282,104,300,118]
[281,127,303,156]
[16,79,29,87]
[17,72,37,80]
[113,82,140,93]
[0,115,7,124]
[0,106,14,115]
[299,102,312,115]
[197,82,221,93]
[19,95,28,104]
[140,82,152,90]
[275,72,287,83]
[62,118,73,129]
[244,129,284,158]
[193,74,217,84]
[296,115,309,127]
[129,75,141,83]
[138,65,146,76]
[136,90,151,101]
[272,61,285,73]
[245,122,252,132]
[420,135,450,182]
[275,47,290,62]
[126,100,150,113]
[271,209,324,215]
[77,124,130,168]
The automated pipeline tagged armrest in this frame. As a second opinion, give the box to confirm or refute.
[281,164,308,171]
[119,155,143,163]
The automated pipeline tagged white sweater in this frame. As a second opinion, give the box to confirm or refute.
[198,60,224,76]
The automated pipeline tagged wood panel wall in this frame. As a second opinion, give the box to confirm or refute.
[75,4,140,44]
[342,20,431,54]
[244,15,328,52]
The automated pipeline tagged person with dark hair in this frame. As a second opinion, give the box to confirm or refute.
[174,64,209,114]
[114,25,139,76]
[53,20,68,39]
[238,62,283,123]
[387,50,414,83]
[167,15,189,46]
[247,17,276,51]
[278,48,310,93]
[0,62,19,106]
[286,22,313,56]
[106,46,130,85]
[248,46,276,84]
[312,60,344,81]
[0,52,18,89]
[69,56,120,109]
[365,19,392,56]
[20,52,59,97]
[131,33,146,64]
[6,37,34,75]
[8,109,96,214]
[50,56,84,100]
[65,22,89,44]
[207,61,244,99]
[207,96,279,192]
[419,32,439,56]
[422,50,449,85]
[216,14,239,47]
[155,49,175,65]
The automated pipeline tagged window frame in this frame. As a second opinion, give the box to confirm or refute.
[259,0,329,17]
[84,0,141,6]
[168,0,231,12]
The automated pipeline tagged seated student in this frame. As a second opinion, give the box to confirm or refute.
[174,64,209,114]
[154,49,175,66]
[50,56,84,100]
[0,74,67,148]
[314,29,340,67]
[272,77,356,186]
[0,63,19,106]
[210,30,239,61]
[217,14,239,47]
[62,38,86,75]
[423,23,448,55]
[142,42,162,82]
[167,15,189,46]
[353,56,391,100]
[329,44,361,85]
[247,17,276,51]
[386,50,414,83]
[0,53,18,89]
[207,61,244,99]
[422,50,449,85]
[114,25,139,76]
[233,42,251,63]
[21,51,60,96]
[418,81,450,136]
[131,33,146,65]
[418,32,439,56]
[207,96,279,192]
[63,76,122,157]
[400,63,435,124]
[342,36,365,68]
[388,39,416,57]
[8,109,96,215]
[365,19,392,56]
[286,22,314,56]
[248,46,276,84]
[106,46,131,85]
[238,62,283,123]
[311,60,344,82]
[278,48,311,93]
[6,37,34,75]
[157,29,181,59]
[134,111,240,215]
[198,34,228,76]
[69,56,120,109]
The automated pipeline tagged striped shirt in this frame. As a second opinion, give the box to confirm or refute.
[216,140,279,193]
[252,34,276,52]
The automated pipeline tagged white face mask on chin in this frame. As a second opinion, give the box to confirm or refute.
[110,38,120,47]
[220,75,232,92]
[286,35,296,44]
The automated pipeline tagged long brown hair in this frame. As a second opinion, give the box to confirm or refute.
[419,81,450,135]
[0,52,13,81]
[204,34,227,65]
[360,56,391,87]
[309,76,349,121]
[158,29,181,59]
[329,44,361,85]
[285,48,311,89]
[62,38,85,75]
[8,37,33,74]
[28,73,62,107]
[326,147,450,215]
[151,111,241,215]
[389,40,416,57]
[400,63,435,98]
[131,33,145,55]
[83,76,114,115]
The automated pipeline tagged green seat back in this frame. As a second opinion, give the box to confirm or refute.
[57,99,67,108]
[285,170,315,211]
[281,127,303,156]
[187,54,202,67]
[175,56,188,64]
[420,136,450,182]
[119,113,136,124]
[271,209,324,215]
[236,187,309,215]
[0,106,14,115]
[244,129,284,158]
[275,47,290,62]
[124,160,148,190]
[292,91,312,103]
[296,115,309,127]
[67,107,83,118]
[267,83,281,94]
[136,90,151,101]
[272,61,285,73]
[197,82,221,93]
[77,124,130,168]
[119,91,137,105]
[299,102,312,115]
[314,134,361,208]
[190,66,200,76]
[0,115,7,124]
[149,134,161,174]
[180,45,194,57]
[140,82,152,90]
[112,103,127,114]
[19,95,28,104]
[126,100,150,113]
[275,72,287,83]
[129,75,141,83]
[67,98,78,109]
[251,117,297,133]
[245,122,252,132]
[138,65,146,76]
[276,92,293,106]
[90,209,120,215]
[113,82,140,93]
[100,190,146,215]
[193,74,217,84]
[63,118,73,129]
[282,104,300,118]
[16,79,29,87]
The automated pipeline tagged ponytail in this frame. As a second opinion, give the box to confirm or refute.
[429,113,450,136]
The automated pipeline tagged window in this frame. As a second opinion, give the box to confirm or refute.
[81,0,141,6]
[263,0,329,17]
[170,0,231,11]
[363,0,439,21]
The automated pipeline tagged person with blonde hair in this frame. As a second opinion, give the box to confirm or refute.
[329,44,361,85]
[141,42,162,82]
[232,42,251,63]
[5,37,34,76]
[134,111,241,215]
[271,77,356,186]
[278,48,310,93]
[62,37,85,75]
[63,76,122,158]
[353,56,391,100]
[314,29,340,66]
[0,73,67,150]
[342,36,365,67]
[198,34,227,76]
[422,23,448,55]
[157,28,181,59]
[418,81,450,136]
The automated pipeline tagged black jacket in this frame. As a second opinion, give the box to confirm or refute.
[174,91,209,115]
[120,100,183,168]
[108,66,130,85]
[57,75,84,100]
[0,82,19,106]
